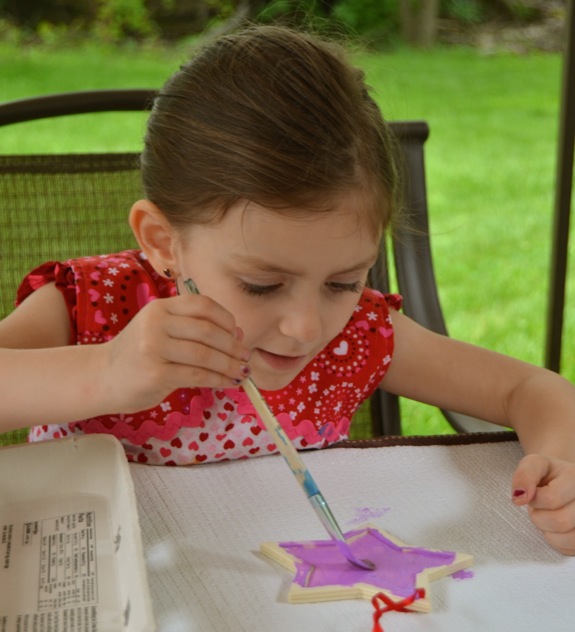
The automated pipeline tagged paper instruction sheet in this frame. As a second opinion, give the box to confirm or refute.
[0,436,154,632]
[0,495,122,631]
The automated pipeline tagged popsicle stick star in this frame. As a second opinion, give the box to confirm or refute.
[261,525,473,612]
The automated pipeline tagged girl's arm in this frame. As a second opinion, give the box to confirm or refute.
[382,309,575,459]
[381,308,575,554]
[0,282,251,432]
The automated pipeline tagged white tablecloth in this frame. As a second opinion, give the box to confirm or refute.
[130,438,575,632]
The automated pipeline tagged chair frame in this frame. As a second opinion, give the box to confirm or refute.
[0,89,502,435]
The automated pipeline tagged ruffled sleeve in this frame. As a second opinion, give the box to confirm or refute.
[16,261,79,341]
[384,292,402,312]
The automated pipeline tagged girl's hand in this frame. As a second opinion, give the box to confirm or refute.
[100,293,251,413]
[512,454,575,555]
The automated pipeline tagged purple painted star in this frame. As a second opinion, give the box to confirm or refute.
[261,526,473,611]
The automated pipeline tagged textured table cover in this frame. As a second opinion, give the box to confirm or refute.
[130,438,575,632]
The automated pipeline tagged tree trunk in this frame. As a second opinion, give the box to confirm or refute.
[316,0,338,17]
[196,1,271,43]
[399,0,440,48]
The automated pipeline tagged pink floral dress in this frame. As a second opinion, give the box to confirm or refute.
[17,250,401,465]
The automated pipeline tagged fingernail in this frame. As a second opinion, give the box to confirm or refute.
[513,489,527,499]
[240,364,251,378]
[240,349,251,362]
[234,327,245,341]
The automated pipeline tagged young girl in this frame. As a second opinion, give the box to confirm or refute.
[1,25,575,555]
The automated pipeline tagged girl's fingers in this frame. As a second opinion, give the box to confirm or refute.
[511,454,551,505]
[105,294,252,411]
[513,454,575,556]
[159,359,250,391]
[513,455,575,509]
[541,531,575,556]
[133,295,251,386]
[164,312,250,362]
[528,501,575,535]
[525,458,575,510]
[165,294,238,336]
[160,337,250,383]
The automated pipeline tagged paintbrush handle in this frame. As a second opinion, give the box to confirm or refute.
[242,377,320,498]
[182,279,320,496]
[181,278,374,570]
[243,379,365,560]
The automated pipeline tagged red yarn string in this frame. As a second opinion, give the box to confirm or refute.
[371,589,426,632]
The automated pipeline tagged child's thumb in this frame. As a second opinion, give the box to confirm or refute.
[511,454,551,506]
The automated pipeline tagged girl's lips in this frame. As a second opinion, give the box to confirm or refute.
[257,349,308,372]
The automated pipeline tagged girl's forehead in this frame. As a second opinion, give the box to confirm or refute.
[240,190,380,232]
[233,201,378,249]
[179,196,379,270]
[191,200,379,273]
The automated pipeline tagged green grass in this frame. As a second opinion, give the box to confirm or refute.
[1,40,572,437]
[360,47,569,435]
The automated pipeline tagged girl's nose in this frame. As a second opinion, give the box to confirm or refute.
[278,297,323,344]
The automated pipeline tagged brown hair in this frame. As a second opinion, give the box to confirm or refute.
[141,25,399,236]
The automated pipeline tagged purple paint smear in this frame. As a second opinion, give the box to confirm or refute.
[348,507,391,525]
[279,527,457,598]
[452,569,474,581]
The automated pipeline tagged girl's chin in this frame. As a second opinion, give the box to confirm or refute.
[248,372,296,393]
[249,349,311,391]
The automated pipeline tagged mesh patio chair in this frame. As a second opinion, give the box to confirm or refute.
[0,89,501,445]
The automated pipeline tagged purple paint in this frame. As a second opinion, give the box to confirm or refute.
[452,569,474,581]
[348,507,391,525]
[279,527,457,598]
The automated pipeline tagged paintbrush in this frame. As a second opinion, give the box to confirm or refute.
[183,278,374,571]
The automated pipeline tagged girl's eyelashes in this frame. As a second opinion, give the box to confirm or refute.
[239,280,364,296]
[240,281,282,296]
[327,280,364,294]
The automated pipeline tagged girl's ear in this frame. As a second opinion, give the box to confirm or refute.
[129,200,179,276]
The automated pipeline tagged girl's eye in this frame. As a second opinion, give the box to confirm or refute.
[327,281,364,294]
[239,280,364,296]
[240,282,282,296]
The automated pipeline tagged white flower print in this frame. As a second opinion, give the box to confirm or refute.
[103,278,114,287]
[367,311,378,321]
[104,293,114,304]
[108,267,119,276]
[109,414,134,424]
[160,402,172,412]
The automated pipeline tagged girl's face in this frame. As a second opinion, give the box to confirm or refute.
[174,193,379,391]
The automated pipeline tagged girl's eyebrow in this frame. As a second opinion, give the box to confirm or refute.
[231,253,378,276]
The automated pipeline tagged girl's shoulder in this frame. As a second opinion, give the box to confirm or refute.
[17,249,173,306]
[17,250,175,343]
[358,287,402,314]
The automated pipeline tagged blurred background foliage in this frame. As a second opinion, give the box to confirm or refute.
[0,0,566,50]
